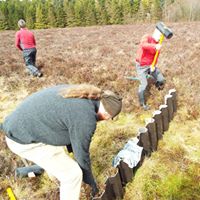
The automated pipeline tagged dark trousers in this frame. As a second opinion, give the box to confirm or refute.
[23,48,40,76]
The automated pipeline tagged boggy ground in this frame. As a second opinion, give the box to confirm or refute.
[0,22,200,199]
[1,22,200,114]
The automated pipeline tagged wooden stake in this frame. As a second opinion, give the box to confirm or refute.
[159,105,169,132]
[153,110,163,140]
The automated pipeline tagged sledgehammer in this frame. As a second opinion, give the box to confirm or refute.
[151,22,173,72]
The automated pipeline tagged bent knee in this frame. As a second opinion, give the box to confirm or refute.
[76,165,83,179]
[50,160,83,184]
[139,83,148,92]
[60,163,82,183]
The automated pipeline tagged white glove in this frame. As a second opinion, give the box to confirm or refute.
[155,44,162,50]
[150,65,155,73]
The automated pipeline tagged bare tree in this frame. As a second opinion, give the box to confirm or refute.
[163,0,200,22]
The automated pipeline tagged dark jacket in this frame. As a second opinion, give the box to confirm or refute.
[2,84,100,186]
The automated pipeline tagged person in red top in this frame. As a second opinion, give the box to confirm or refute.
[15,19,42,77]
[135,28,165,110]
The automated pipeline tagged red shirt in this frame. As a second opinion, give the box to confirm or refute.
[136,34,159,66]
[15,28,36,51]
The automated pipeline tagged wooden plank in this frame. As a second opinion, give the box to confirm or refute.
[153,110,163,140]
[145,118,157,151]
[118,161,133,186]
[169,89,177,112]
[165,94,174,121]
[159,105,169,132]
[137,127,151,157]
[93,170,124,200]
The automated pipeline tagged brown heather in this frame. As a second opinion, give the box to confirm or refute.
[0,22,200,199]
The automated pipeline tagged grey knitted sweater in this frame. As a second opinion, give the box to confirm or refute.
[2,84,100,186]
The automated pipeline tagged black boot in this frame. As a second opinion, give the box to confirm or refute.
[33,71,43,78]
[138,91,150,111]
[155,81,165,90]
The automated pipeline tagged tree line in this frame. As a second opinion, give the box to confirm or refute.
[0,0,199,30]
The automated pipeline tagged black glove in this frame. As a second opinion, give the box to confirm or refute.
[66,144,73,153]
[81,168,95,185]
[155,81,165,90]
[91,183,99,197]
[81,168,99,197]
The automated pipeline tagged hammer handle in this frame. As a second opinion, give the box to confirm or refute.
[7,187,17,200]
[150,34,164,71]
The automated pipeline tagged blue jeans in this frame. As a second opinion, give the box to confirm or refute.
[23,48,40,76]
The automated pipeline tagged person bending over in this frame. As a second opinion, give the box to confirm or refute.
[0,83,122,200]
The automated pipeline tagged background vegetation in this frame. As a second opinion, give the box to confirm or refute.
[0,20,200,199]
[0,0,200,199]
[1,0,200,30]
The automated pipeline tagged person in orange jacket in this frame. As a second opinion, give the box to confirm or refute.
[135,28,165,110]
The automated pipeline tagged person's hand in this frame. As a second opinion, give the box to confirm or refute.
[91,183,99,197]
[82,182,99,199]
[155,44,162,50]
[150,65,156,73]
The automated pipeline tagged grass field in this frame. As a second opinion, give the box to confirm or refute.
[0,22,200,199]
